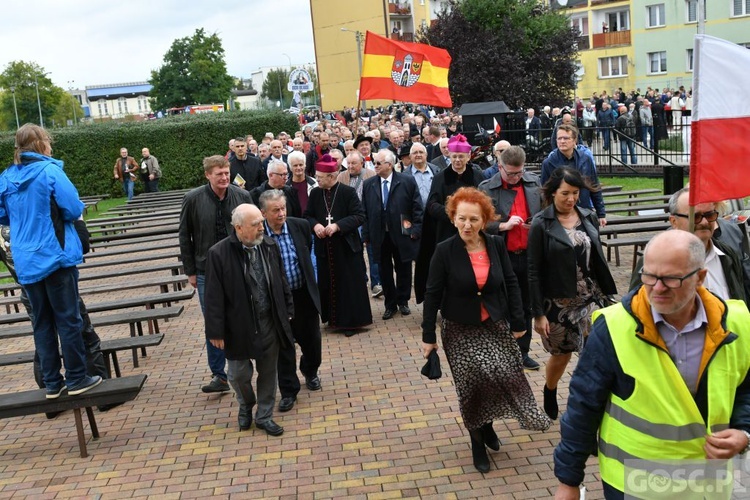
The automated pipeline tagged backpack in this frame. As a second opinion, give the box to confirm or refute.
[623,113,636,138]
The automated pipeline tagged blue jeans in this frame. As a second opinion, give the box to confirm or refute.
[196,274,227,380]
[620,138,637,164]
[601,128,611,150]
[122,177,134,200]
[24,267,88,390]
[642,126,654,149]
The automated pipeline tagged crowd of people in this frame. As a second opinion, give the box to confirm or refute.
[2,94,749,497]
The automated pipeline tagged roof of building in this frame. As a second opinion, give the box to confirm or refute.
[86,82,152,100]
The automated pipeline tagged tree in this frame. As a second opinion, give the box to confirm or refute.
[261,68,292,109]
[149,28,234,111]
[0,61,61,130]
[420,0,578,109]
[50,92,85,128]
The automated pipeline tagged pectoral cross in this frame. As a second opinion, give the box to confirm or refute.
[325,214,334,225]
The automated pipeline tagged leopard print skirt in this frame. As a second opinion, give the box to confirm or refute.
[441,318,551,432]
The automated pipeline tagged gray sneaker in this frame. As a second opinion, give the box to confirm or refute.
[202,376,230,393]
[371,285,384,298]
[69,375,103,396]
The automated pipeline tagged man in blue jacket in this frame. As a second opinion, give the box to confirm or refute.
[541,123,607,226]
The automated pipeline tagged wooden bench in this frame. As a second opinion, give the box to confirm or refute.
[602,188,660,198]
[601,236,652,269]
[0,375,147,457]
[86,213,179,229]
[90,233,178,251]
[600,185,623,193]
[606,203,669,215]
[606,213,670,225]
[0,306,183,367]
[600,221,670,266]
[0,289,194,326]
[0,334,165,378]
[0,275,188,313]
[606,195,671,206]
[88,225,179,244]
[83,241,180,260]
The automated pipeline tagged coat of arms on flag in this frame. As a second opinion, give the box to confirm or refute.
[391,50,423,88]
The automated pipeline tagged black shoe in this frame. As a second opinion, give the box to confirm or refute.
[256,419,284,436]
[522,355,540,371]
[481,422,500,451]
[238,405,252,431]
[382,309,396,320]
[398,305,411,316]
[279,396,296,412]
[344,329,358,337]
[469,430,490,473]
[305,376,322,391]
[202,376,230,393]
[46,411,63,420]
[544,385,558,420]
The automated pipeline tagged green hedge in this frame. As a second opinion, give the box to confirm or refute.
[0,111,300,197]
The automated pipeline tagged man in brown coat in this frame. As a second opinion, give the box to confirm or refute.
[113,148,139,200]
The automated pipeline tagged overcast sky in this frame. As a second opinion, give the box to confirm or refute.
[0,0,317,89]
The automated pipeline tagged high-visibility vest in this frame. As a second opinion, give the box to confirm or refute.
[594,300,750,496]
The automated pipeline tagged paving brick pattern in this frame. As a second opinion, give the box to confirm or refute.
[0,228,652,499]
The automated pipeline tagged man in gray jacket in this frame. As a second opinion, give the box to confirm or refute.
[140,148,162,193]
[179,155,254,394]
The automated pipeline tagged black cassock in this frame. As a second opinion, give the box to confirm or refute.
[304,182,373,330]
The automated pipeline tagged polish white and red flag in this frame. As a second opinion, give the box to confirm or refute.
[689,34,750,205]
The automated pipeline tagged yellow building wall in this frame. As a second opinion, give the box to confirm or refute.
[578,45,635,99]
[310,0,394,111]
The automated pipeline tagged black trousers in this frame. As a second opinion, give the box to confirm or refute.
[379,235,412,311]
[277,286,322,398]
[508,250,532,356]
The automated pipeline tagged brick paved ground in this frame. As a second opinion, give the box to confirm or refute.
[0,226,651,499]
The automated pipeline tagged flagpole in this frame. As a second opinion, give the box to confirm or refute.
[689,0,704,233]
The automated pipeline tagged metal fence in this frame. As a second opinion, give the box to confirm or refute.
[470,113,695,176]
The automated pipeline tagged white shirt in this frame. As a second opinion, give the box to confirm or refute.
[704,243,731,300]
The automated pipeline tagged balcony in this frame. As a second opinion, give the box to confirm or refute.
[576,35,590,50]
[590,0,627,5]
[388,2,411,16]
[592,29,630,48]
[390,32,415,42]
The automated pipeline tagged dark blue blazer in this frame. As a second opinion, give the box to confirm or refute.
[361,171,423,263]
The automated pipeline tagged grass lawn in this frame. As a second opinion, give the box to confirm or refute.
[599,176,673,193]
[84,196,127,220]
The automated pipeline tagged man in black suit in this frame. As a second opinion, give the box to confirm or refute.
[204,203,293,436]
[259,190,322,413]
[362,149,423,320]
[229,137,266,191]
[431,137,450,172]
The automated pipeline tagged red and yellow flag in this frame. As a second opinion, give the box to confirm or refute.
[359,31,452,108]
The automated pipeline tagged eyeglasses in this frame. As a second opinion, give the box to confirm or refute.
[640,267,701,289]
[671,211,719,224]
[270,172,288,177]
[495,149,507,154]
[374,161,391,166]
[501,165,525,178]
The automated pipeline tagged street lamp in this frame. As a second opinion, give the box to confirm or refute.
[282,53,292,69]
[68,80,77,126]
[340,28,366,112]
[9,86,19,129]
[34,72,44,128]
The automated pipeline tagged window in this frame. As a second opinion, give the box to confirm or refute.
[137,95,148,112]
[647,4,666,27]
[97,100,108,116]
[733,0,750,16]
[599,56,628,78]
[607,10,630,31]
[686,48,694,71]
[648,51,667,74]
[571,15,589,36]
